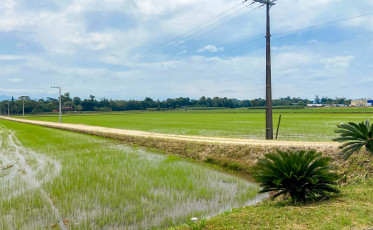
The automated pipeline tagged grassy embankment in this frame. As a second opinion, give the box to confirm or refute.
[23,107,373,142]
[0,119,259,230]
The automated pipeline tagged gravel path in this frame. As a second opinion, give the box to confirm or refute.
[0,116,339,149]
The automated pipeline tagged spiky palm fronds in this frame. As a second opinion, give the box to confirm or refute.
[252,150,340,204]
[333,120,373,160]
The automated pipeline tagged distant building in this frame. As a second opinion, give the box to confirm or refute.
[351,98,372,107]
[334,104,347,107]
[307,104,324,107]
[52,106,73,113]
[368,100,373,107]
[63,106,73,111]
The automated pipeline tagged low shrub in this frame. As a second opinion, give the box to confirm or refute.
[227,162,242,171]
[252,150,340,204]
[333,120,373,159]
[204,157,216,164]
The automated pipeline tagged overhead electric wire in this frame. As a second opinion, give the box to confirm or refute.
[137,4,262,64]
[146,36,265,80]
[146,11,373,79]
[133,10,373,67]
[93,5,373,85]
[223,37,263,53]
[125,1,248,66]
[85,1,257,84]
[223,11,373,54]
[134,1,245,59]
[272,12,373,37]
[177,5,262,47]
[141,4,263,64]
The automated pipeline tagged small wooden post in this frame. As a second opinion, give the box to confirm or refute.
[275,114,282,140]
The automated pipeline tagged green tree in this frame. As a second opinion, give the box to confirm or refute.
[89,95,96,102]
[314,95,321,104]
[73,97,82,105]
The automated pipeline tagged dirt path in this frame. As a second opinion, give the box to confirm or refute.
[0,116,339,149]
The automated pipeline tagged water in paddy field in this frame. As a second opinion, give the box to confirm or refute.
[0,125,65,230]
[0,124,263,230]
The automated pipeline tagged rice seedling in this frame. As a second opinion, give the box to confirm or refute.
[24,109,373,141]
[0,120,259,229]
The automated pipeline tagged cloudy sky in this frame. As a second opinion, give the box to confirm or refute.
[0,0,372,100]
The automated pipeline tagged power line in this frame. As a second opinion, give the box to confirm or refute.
[141,36,265,80]
[142,11,373,86]
[272,12,373,37]
[126,1,246,66]
[138,5,262,64]
[97,7,373,85]
[224,37,263,53]
[133,1,246,60]
[79,1,259,88]
[224,11,373,54]
[144,11,373,67]
[129,2,261,65]
[178,5,262,47]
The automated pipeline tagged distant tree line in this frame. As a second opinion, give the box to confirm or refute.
[0,94,351,115]
[313,95,351,105]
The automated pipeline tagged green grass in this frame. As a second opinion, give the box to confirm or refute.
[0,120,259,229]
[21,107,373,141]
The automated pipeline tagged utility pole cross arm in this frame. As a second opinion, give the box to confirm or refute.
[252,0,276,5]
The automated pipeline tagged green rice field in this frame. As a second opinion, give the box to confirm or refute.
[23,107,373,142]
[0,119,259,230]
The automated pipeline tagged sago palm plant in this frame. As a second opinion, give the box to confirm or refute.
[333,120,373,160]
[252,150,340,204]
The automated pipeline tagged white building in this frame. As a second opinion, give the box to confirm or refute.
[307,104,324,107]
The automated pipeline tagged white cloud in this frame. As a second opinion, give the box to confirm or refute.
[272,0,344,32]
[197,45,224,53]
[274,52,316,70]
[0,55,26,61]
[9,78,22,83]
[308,40,318,45]
[321,56,355,69]
[0,88,44,94]
[0,0,372,100]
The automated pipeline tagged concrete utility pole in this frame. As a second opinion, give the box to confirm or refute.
[253,0,276,139]
[51,86,62,123]
[20,96,28,118]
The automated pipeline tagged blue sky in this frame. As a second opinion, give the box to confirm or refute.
[0,0,372,100]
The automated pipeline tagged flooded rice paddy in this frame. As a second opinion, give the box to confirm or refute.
[0,122,260,229]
